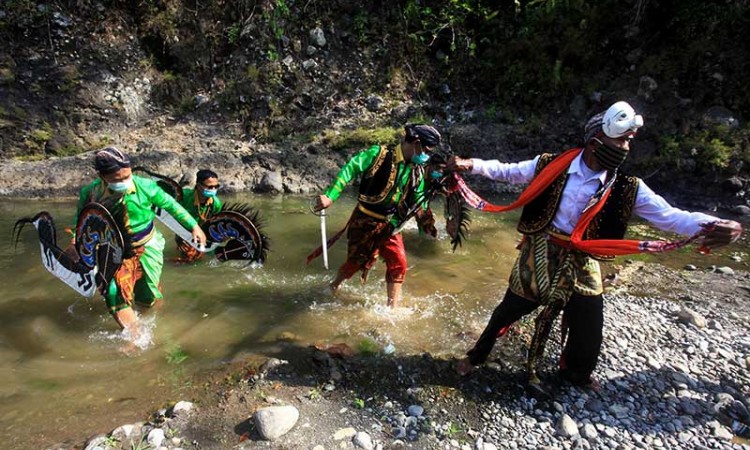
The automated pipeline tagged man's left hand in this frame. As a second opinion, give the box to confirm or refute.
[702,220,743,249]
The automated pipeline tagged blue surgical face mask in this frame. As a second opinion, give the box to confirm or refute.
[108,177,134,193]
[202,188,218,198]
[431,170,444,180]
[411,152,430,165]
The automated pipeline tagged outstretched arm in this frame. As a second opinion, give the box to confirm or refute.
[446,155,540,184]
[634,180,743,248]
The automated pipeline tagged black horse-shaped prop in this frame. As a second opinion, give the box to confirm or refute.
[13,201,129,298]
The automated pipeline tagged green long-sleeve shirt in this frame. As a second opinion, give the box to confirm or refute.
[77,175,199,240]
[324,144,428,225]
[179,188,223,224]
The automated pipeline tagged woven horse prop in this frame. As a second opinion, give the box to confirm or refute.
[14,201,129,298]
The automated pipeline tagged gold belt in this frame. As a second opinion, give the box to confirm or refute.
[357,203,389,221]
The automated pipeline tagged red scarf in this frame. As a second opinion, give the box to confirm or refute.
[454,148,706,257]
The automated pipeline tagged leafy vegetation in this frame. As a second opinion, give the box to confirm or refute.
[0,0,747,186]
[357,337,381,356]
[166,344,189,365]
[649,124,749,175]
[320,127,400,153]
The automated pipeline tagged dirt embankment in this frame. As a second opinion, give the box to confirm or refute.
[1,2,749,218]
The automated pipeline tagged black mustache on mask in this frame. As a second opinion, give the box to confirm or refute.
[592,138,629,171]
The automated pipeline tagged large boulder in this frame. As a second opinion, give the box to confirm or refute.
[254,405,299,441]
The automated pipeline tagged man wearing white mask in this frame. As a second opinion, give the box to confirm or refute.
[76,147,207,334]
[448,101,742,393]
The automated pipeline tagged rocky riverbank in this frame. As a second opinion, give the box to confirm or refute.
[46,260,750,450]
[2,116,750,225]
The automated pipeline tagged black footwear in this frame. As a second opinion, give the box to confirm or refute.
[559,369,601,392]
[525,375,554,400]
[718,402,750,439]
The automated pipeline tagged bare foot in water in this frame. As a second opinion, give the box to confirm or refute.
[119,340,140,356]
[456,357,475,376]
[321,283,338,297]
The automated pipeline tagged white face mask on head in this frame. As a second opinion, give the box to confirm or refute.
[108,176,134,193]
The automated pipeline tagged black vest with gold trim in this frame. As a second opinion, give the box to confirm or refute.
[358,146,396,207]
[356,145,425,219]
[517,153,639,241]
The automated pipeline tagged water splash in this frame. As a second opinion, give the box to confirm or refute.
[89,314,156,352]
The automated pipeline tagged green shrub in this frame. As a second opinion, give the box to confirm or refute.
[320,127,400,152]
[357,337,380,356]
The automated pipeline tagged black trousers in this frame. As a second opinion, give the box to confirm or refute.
[466,288,604,379]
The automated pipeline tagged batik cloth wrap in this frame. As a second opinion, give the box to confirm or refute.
[106,232,165,313]
[336,208,407,284]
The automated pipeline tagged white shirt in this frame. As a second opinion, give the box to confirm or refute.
[470,153,718,236]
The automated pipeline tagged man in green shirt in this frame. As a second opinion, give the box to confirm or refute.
[312,124,442,308]
[77,147,207,335]
[175,169,223,263]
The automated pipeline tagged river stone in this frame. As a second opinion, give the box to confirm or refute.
[110,424,135,440]
[482,444,498,450]
[556,414,579,437]
[366,95,384,112]
[147,428,165,448]
[585,398,604,413]
[84,435,107,450]
[715,266,734,275]
[407,405,424,417]
[609,404,630,419]
[713,426,733,440]
[722,176,744,193]
[676,307,706,328]
[171,401,194,416]
[254,405,299,440]
[258,171,283,193]
[302,59,318,71]
[582,423,599,439]
[309,27,326,47]
[353,431,374,449]
[333,427,357,440]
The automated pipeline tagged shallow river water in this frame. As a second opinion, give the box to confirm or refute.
[0,194,744,449]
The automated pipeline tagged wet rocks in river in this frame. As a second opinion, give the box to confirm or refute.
[253,405,300,441]
[72,264,749,450]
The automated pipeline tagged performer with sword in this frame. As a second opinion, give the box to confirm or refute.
[306,124,443,308]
